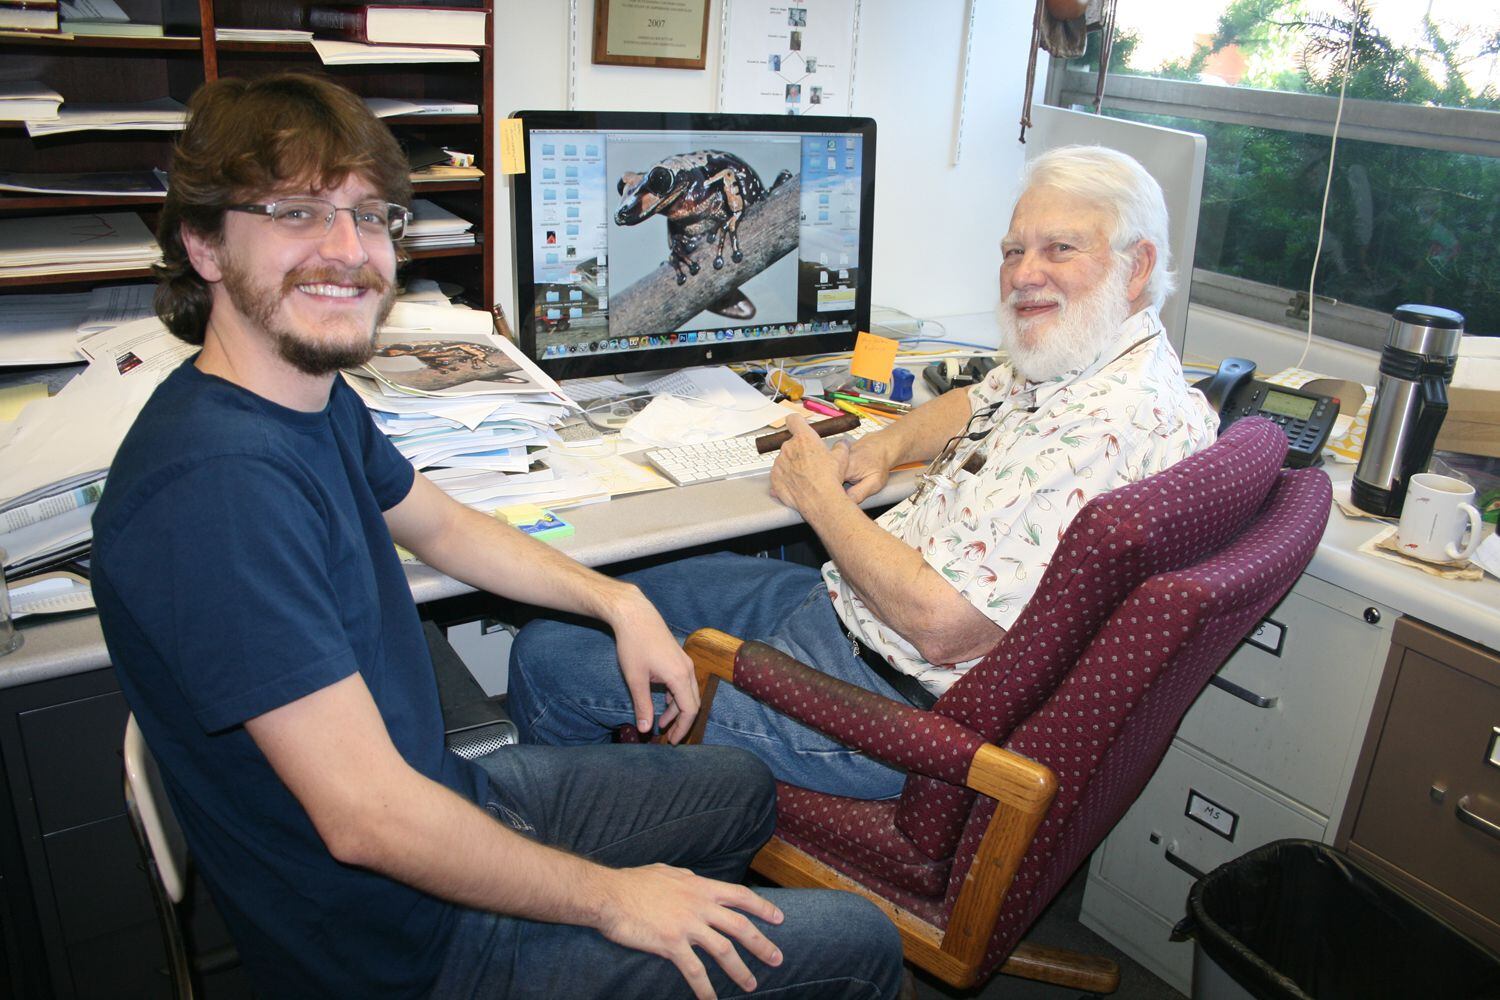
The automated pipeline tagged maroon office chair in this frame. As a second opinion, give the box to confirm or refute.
[678,418,1332,991]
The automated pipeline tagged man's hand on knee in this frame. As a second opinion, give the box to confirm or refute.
[592,863,784,1000]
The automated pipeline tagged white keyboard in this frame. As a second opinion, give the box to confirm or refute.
[645,436,776,486]
[645,424,867,487]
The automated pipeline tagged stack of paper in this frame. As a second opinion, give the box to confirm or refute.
[403,199,476,250]
[59,0,165,35]
[0,212,160,280]
[216,27,314,42]
[0,318,194,575]
[0,82,63,122]
[25,97,187,137]
[0,283,154,367]
[365,97,480,118]
[342,302,599,510]
[0,168,168,197]
[311,39,480,65]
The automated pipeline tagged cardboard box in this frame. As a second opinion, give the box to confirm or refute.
[1436,338,1500,459]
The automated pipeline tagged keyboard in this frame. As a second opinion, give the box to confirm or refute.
[645,436,776,486]
[645,424,866,487]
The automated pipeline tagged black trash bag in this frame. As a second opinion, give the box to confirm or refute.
[1181,839,1500,1000]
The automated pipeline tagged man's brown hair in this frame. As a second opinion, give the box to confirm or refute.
[154,72,413,344]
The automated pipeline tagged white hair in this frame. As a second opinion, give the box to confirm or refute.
[1018,145,1175,309]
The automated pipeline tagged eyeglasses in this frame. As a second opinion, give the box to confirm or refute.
[227,198,412,240]
[913,401,1005,502]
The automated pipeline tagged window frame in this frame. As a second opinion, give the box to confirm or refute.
[1046,65,1500,345]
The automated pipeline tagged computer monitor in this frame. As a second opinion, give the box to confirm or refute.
[510,110,877,380]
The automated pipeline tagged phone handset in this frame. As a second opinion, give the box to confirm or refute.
[1198,357,1256,427]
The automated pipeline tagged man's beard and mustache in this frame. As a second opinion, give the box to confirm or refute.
[997,260,1132,382]
[220,258,396,376]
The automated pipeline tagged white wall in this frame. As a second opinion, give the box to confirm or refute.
[491,0,1046,327]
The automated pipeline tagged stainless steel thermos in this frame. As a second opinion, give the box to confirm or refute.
[1352,304,1465,517]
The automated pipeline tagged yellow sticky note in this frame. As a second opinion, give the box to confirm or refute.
[849,331,898,384]
[0,383,47,421]
[499,117,526,175]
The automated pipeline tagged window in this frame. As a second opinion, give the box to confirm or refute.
[1048,0,1500,347]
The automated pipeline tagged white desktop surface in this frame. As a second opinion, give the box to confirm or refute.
[6,462,1498,692]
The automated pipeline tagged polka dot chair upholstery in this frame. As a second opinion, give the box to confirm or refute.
[679,417,1333,990]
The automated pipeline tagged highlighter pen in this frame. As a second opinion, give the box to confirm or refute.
[830,397,886,424]
[803,397,841,417]
[755,414,862,453]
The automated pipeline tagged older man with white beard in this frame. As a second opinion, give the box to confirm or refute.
[508,145,1218,802]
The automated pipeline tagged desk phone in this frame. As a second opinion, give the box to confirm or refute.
[1195,358,1340,469]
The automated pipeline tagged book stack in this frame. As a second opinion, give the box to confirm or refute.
[0,1,59,32]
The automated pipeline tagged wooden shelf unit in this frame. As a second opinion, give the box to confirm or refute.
[1,0,497,320]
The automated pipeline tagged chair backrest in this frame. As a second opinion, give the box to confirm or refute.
[895,418,1289,858]
[123,714,188,904]
[955,464,1332,978]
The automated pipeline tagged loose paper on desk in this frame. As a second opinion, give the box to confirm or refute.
[619,366,786,448]
[0,318,190,509]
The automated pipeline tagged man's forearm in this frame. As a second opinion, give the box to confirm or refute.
[861,385,974,467]
[394,475,643,628]
[798,481,1003,665]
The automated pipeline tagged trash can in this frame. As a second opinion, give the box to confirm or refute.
[1182,839,1500,1000]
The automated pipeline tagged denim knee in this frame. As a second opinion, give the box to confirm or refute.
[700,745,776,845]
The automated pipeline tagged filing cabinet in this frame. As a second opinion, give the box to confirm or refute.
[1335,617,1500,954]
[1080,574,1397,992]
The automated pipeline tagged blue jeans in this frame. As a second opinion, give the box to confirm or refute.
[427,743,903,999]
[509,553,908,800]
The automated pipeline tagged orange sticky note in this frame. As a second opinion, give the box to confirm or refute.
[849,331,898,383]
[499,117,526,175]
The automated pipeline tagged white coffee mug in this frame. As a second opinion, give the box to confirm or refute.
[1397,473,1483,563]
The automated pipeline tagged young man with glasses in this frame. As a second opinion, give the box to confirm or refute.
[92,73,902,1000]
[511,146,1219,801]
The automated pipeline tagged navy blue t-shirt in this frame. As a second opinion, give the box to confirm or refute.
[93,360,490,999]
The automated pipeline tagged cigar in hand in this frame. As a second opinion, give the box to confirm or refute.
[754,414,861,454]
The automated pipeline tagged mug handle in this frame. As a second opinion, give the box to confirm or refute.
[1446,503,1484,561]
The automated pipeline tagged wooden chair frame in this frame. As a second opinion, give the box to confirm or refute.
[683,629,1120,992]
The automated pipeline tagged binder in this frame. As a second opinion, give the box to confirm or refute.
[305,4,486,47]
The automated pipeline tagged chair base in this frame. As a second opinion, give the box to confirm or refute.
[752,839,1118,994]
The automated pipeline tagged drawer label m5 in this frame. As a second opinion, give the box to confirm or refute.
[1185,789,1239,840]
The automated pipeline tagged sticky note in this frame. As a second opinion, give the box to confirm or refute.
[850,331,898,384]
[499,118,526,174]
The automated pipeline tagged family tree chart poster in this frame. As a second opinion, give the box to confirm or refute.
[720,0,860,115]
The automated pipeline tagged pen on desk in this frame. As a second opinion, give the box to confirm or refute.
[830,391,903,416]
[754,414,862,453]
[851,391,912,413]
[802,397,841,417]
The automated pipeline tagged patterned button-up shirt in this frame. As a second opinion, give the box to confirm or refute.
[824,307,1218,696]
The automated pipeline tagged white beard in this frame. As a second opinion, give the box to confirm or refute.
[997,262,1132,381]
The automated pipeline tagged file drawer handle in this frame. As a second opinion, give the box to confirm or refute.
[1456,796,1500,841]
[1163,847,1206,881]
[1208,675,1279,708]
